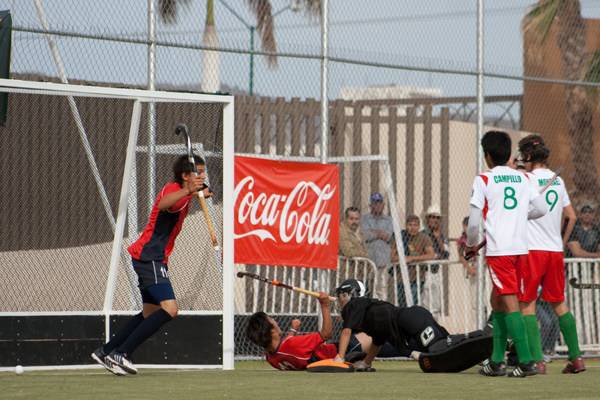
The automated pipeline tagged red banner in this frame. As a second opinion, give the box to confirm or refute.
[234,156,339,269]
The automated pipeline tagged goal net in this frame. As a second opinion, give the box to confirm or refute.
[0,79,234,370]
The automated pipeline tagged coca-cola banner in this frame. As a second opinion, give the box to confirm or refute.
[234,156,339,269]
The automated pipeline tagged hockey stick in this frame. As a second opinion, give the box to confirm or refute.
[237,271,335,301]
[465,167,564,260]
[464,239,486,261]
[175,124,219,250]
[569,277,600,290]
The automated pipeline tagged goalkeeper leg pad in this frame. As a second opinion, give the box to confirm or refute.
[418,335,493,373]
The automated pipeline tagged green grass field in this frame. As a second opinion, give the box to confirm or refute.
[2,359,598,400]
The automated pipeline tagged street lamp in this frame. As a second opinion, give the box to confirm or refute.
[219,0,295,95]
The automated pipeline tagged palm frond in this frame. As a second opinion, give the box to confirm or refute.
[522,0,562,45]
[294,0,322,19]
[158,0,192,25]
[247,0,277,68]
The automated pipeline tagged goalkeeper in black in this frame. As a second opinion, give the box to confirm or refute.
[333,278,488,372]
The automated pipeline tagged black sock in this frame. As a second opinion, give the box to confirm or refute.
[117,309,173,355]
[103,312,144,354]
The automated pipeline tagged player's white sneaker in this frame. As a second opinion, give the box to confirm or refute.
[107,350,138,374]
[91,347,126,376]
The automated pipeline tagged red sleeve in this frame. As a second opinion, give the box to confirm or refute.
[161,182,190,212]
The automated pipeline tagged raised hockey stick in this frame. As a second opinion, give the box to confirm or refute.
[465,167,564,260]
[569,278,600,290]
[237,271,335,301]
[175,124,219,250]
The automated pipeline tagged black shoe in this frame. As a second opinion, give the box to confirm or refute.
[91,347,126,376]
[478,359,506,376]
[508,360,538,378]
[345,351,367,363]
[107,350,138,374]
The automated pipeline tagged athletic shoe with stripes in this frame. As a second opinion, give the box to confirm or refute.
[508,360,538,378]
[91,347,126,376]
[107,350,138,374]
[478,359,506,376]
[562,356,586,374]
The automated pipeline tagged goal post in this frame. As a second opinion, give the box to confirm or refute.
[0,78,235,370]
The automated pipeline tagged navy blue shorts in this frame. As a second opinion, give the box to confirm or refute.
[131,258,176,304]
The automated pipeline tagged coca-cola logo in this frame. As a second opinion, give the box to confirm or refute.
[234,176,336,246]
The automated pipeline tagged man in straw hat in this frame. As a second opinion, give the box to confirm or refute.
[421,205,449,321]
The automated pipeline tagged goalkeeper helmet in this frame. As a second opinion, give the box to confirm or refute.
[335,279,365,300]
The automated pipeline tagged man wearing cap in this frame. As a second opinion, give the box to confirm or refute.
[566,203,600,258]
[421,205,450,321]
[360,192,394,300]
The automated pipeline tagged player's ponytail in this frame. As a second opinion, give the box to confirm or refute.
[517,134,549,166]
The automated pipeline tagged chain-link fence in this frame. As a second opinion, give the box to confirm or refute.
[3,0,600,362]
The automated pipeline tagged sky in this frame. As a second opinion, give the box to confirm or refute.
[4,0,600,101]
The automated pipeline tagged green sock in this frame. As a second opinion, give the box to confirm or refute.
[491,312,508,363]
[558,311,581,360]
[523,314,543,362]
[505,311,532,364]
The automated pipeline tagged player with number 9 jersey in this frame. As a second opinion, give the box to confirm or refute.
[526,169,569,252]
[516,134,584,374]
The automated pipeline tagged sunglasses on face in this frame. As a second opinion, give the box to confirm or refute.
[581,208,595,214]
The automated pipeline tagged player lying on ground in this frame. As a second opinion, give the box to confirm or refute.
[333,279,492,373]
[91,154,213,375]
[244,292,398,371]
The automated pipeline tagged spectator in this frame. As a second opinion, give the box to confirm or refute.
[421,205,449,321]
[566,202,600,258]
[338,206,369,258]
[391,214,434,307]
[361,192,394,300]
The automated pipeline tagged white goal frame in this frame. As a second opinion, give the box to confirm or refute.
[0,78,235,371]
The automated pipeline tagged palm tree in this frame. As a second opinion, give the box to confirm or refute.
[159,0,220,92]
[158,0,322,91]
[523,0,600,207]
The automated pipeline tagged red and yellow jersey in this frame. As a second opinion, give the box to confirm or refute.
[266,332,337,371]
[128,182,191,264]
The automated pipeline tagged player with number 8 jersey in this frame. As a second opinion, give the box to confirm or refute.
[465,131,547,378]
[469,167,539,256]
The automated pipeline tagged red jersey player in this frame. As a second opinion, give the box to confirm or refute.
[245,292,338,370]
[92,154,212,375]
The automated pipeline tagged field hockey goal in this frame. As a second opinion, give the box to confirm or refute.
[0,79,235,371]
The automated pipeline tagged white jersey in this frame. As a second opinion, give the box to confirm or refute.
[526,168,570,252]
[470,166,540,256]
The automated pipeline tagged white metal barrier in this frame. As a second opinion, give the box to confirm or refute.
[559,258,600,353]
